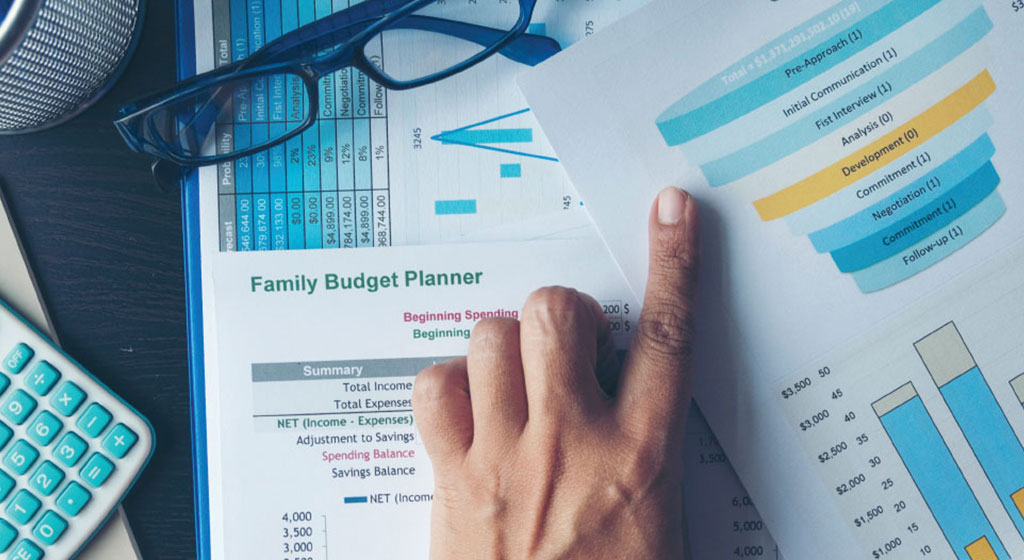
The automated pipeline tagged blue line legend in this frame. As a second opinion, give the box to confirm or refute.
[500,164,522,178]
[874,382,1007,559]
[343,496,368,504]
[916,323,1024,540]
[435,200,478,216]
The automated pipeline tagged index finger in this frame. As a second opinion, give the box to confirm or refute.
[617,187,699,436]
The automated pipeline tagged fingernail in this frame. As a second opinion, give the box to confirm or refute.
[657,187,688,225]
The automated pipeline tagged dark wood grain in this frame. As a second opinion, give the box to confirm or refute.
[0,2,196,558]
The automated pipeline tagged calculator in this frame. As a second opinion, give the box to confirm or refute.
[0,300,153,559]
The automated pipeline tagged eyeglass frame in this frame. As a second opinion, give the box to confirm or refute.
[114,0,556,175]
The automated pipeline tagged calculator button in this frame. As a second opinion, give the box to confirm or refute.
[76,403,111,438]
[52,432,87,468]
[2,344,33,374]
[3,440,39,475]
[25,362,60,397]
[50,382,86,417]
[25,412,62,447]
[0,520,15,551]
[0,471,14,501]
[8,539,42,560]
[0,374,8,396]
[80,453,114,487]
[102,424,138,459]
[1,390,36,425]
[55,481,90,517]
[0,422,12,450]
[6,490,41,525]
[28,461,64,497]
[31,511,67,546]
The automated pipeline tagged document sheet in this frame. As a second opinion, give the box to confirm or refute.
[189,0,783,558]
[520,0,1024,558]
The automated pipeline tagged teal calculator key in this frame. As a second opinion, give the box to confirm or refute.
[101,423,138,459]
[55,481,90,517]
[32,511,67,546]
[0,422,12,450]
[76,403,111,438]
[26,411,62,447]
[3,440,38,475]
[0,471,14,501]
[8,539,43,560]
[53,432,87,468]
[50,381,85,417]
[6,490,41,525]
[1,390,36,425]
[28,461,64,496]
[80,453,114,487]
[0,520,15,551]
[0,374,8,396]
[25,362,60,397]
[2,344,33,374]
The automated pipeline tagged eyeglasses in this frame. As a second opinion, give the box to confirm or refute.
[114,0,560,188]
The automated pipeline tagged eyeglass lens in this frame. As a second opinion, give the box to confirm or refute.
[365,1,523,83]
[148,72,312,161]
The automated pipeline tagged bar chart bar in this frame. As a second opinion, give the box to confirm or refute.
[915,323,1024,539]
[434,200,477,216]
[1011,374,1024,408]
[874,383,1006,560]
[966,537,999,560]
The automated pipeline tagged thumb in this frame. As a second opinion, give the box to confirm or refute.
[618,187,700,433]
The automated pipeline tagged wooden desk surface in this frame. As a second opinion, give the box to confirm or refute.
[0,2,196,558]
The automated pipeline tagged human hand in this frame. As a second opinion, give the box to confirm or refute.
[413,187,699,559]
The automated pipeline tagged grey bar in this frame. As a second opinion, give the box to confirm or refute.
[914,322,977,388]
[213,0,235,251]
[252,356,458,383]
[1011,374,1024,405]
[873,382,918,417]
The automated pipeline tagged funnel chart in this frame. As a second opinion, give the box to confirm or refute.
[656,0,1004,292]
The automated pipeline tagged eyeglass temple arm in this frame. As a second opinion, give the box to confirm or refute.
[387,15,562,66]
[263,3,562,70]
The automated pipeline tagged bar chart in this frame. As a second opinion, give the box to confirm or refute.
[654,0,1005,292]
[915,323,1024,540]
[873,382,1007,560]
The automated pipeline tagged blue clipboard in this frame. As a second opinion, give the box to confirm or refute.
[174,1,213,558]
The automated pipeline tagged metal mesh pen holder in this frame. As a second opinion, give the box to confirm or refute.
[0,0,144,134]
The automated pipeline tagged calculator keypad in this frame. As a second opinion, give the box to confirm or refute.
[49,382,85,417]
[0,303,154,558]
[1,392,36,426]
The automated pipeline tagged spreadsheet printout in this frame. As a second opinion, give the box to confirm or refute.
[204,0,648,251]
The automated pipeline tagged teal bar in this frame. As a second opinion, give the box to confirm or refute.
[852,190,1005,292]
[435,200,477,215]
[939,367,1024,539]
[440,129,533,145]
[659,0,886,120]
[344,496,368,504]
[656,0,944,146]
[830,162,999,273]
[809,134,995,253]
[701,9,993,186]
[500,164,522,178]
[877,389,1007,559]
